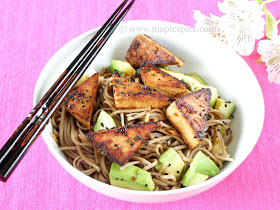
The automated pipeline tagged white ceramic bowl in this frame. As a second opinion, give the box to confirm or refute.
[33,20,264,203]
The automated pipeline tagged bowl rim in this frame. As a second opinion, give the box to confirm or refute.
[33,20,265,196]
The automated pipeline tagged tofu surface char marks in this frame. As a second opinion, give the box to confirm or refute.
[87,122,158,165]
[112,74,169,109]
[65,73,100,129]
[140,65,190,99]
[125,34,184,68]
[166,89,211,149]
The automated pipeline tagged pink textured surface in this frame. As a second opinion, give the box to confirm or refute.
[0,0,279,209]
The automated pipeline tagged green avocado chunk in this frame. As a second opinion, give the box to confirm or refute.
[214,98,236,119]
[190,151,220,176]
[155,148,185,178]
[160,69,185,80]
[93,110,117,132]
[182,75,219,107]
[109,162,155,191]
[109,60,136,76]
[191,73,207,85]
[181,167,209,187]
[157,69,219,107]
[181,151,219,186]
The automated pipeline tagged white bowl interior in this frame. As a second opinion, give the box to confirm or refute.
[33,20,264,203]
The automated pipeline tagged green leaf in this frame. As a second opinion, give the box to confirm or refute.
[264,8,278,40]
[256,0,263,5]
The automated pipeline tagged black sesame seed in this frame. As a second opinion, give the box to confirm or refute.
[194,136,197,138]
[114,144,117,147]
[89,96,92,98]
[86,100,89,103]
[199,113,202,116]
[121,179,124,181]
[85,90,89,92]
[126,139,129,143]
[123,86,126,89]
[225,104,227,107]
[116,178,118,180]
[168,163,171,167]
[169,79,173,81]
[81,105,85,107]
[218,96,220,98]
[145,184,148,187]
[130,142,134,146]
[152,74,155,76]
[120,92,124,94]
[177,171,180,174]
[101,122,104,127]
[165,173,168,175]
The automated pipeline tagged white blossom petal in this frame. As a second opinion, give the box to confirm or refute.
[218,0,265,56]
[193,10,227,44]
[266,56,280,84]
[218,0,242,13]
[257,36,280,61]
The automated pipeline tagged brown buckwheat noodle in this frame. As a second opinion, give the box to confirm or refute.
[51,72,233,191]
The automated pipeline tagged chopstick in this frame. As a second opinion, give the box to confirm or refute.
[0,0,135,182]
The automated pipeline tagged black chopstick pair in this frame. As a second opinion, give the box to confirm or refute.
[0,0,135,182]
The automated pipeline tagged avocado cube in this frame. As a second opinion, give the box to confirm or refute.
[214,98,235,119]
[213,138,228,156]
[182,76,219,107]
[181,167,209,187]
[109,60,136,76]
[190,151,219,176]
[191,73,207,85]
[160,69,185,80]
[93,110,117,132]
[155,148,185,178]
[109,162,155,191]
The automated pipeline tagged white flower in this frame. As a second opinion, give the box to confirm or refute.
[218,0,265,56]
[257,36,280,84]
[193,10,228,44]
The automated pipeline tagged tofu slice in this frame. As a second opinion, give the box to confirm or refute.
[65,73,100,129]
[87,122,158,165]
[112,74,169,109]
[140,66,190,100]
[166,89,211,149]
[125,34,185,68]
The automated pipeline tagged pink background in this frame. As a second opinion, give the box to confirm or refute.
[0,0,279,209]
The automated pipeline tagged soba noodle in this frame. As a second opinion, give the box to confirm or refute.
[51,72,233,191]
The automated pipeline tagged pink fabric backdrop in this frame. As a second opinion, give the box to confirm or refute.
[0,0,279,209]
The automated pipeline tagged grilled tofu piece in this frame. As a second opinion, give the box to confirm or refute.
[65,73,100,129]
[166,89,211,149]
[112,74,169,109]
[87,122,158,165]
[140,66,190,100]
[125,35,185,68]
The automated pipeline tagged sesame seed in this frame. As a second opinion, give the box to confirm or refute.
[130,142,134,146]
[168,164,171,167]
[145,184,148,187]
[177,171,179,174]
[165,173,168,175]
[101,122,104,127]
